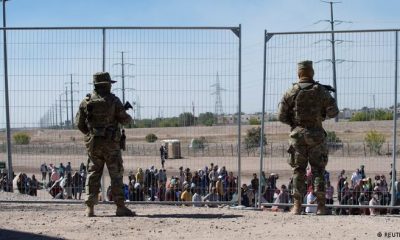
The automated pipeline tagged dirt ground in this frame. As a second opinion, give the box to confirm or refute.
[1,121,400,239]
[0,194,399,240]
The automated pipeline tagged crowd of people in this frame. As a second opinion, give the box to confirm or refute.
[112,163,239,205]
[281,164,400,215]
[0,162,88,200]
[102,163,286,209]
[0,170,40,196]
[334,165,399,215]
[43,162,87,200]
[2,160,399,215]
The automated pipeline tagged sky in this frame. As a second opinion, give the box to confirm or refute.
[1,0,400,127]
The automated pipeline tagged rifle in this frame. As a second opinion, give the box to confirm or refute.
[124,101,133,110]
[319,83,336,93]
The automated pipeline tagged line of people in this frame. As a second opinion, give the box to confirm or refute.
[108,163,239,204]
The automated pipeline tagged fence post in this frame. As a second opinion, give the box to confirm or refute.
[101,28,106,202]
[236,24,242,206]
[391,30,398,207]
[2,1,13,191]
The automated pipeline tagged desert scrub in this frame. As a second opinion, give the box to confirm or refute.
[145,133,158,143]
[13,132,31,145]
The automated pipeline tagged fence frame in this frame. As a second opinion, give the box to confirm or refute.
[0,25,242,205]
[259,28,400,209]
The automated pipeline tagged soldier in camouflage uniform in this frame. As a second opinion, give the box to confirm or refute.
[76,72,134,217]
[278,61,338,215]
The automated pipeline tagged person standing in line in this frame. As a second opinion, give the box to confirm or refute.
[159,145,166,169]
[40,163,48,182]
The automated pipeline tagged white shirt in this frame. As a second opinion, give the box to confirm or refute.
[305,193,317,213]
[351,172,362,186]
[192,193,202,207]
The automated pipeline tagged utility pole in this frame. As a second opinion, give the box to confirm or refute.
[65,87,69,127]
[54,104,58,128]
[211,72,226,118]
[113,51,134,104]
[52,106,56,127]
[65,74,78,128]
[318,1,351,122]
[70,74,74,127]
[328,1,338,122]
[59,95,63,127]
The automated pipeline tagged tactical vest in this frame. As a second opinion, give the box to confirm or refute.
[293,82,323,127]
[86,94,116,136]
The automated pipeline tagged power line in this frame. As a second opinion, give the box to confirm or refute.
[317,0,352,122]
[113,51,135,104]
[210,72,226,117]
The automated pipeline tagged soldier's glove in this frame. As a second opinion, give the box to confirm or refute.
[124,101,133,110]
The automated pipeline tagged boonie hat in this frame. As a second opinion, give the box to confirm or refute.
[93,72,117,85]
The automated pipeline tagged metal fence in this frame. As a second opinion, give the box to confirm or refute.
[259,29,400,211]
[0,26,242,204]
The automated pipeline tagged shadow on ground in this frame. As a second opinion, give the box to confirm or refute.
[141,213,243,219]
[0,229,62,240]
[96,213,243,219]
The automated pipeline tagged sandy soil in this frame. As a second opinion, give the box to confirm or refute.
[1,121,399,240]
[0,192,399,240]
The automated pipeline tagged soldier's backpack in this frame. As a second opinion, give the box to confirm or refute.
[86,94,116,136]
[293,82,323,126]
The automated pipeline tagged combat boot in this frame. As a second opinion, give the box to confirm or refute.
[116,202,135,217]
[316,192,326,215]
[86,205,94,217]
[290,193,302,215]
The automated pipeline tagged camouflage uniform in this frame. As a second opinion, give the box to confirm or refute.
[278,61,338,214]
[76,72,134,217]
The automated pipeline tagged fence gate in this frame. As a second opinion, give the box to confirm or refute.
[0,26,242,204]
[259,29,399,209]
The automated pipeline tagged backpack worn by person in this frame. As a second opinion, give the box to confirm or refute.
[293,82,324,127]
[86,94,116,137]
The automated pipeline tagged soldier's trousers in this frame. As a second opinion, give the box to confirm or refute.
[288,127,328,197]
[85,138,125,206]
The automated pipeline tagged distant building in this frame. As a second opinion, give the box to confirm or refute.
[216,113,270,125]
[339,108,356,119]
